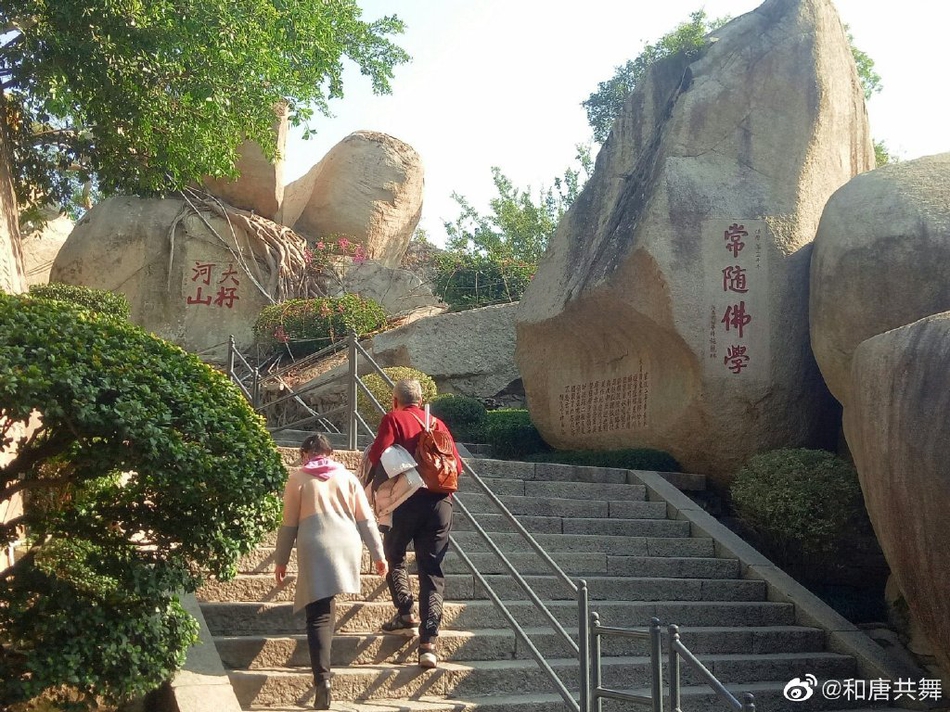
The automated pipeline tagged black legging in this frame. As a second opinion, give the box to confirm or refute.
[384,490,453,644]
[305,596,336,683]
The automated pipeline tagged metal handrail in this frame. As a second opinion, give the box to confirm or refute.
[668,625,755,712]
[584,612,663,712]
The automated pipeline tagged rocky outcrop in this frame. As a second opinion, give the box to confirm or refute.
[811,152,950,406]
[333,259,441,316]
[49,196,274,358]
[285,131,423,268]
[203,105,288,221]
[21,211,73,286]
[0,129,24,294]
[515,0,871,480]
[844,312,950,675]
[370,302,519,399]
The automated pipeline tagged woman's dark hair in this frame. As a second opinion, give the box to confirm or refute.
[301,434,333,457]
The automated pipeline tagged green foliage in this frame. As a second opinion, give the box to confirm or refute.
[485,409,549,460]
[2,0,410,214]
[583,11,728,143]
[874,139,898,168]
[254,294,387,355]
[445,147,591,265]
[0,292,285,708]
[357,367,437,430]
[28,283,130,320]
[429,394,488,443]
[433,252,534,311]
[846,28,882,101]
[527,448,680,472]
[730,448,873,579]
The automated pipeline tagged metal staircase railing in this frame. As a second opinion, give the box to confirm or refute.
[225,331,755,712]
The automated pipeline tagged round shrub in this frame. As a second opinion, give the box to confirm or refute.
[356,366,437,430]
[0,292,285,708]
[527,448,680,472]
[730,448,871,577]
[429,394,488,443]
[29,282,131,320]
[486,408,549,460]
[254,294,387,355]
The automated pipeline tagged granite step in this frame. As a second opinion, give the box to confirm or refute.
[215,625,827,669]
[201,600,798,637]
[464,478,649,501]
[455,493,668,520]
[452,513,691,537]
[229,652,855,706]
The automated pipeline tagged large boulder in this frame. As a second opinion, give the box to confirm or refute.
[332,259,441,316]
[284,131,423,268]
[811,152,950,406]
[844,312,950,675]
[515,0,871,480]
[0,130,24,294]
[49,196,273,358]
[202,104,288,221]
[21,210,73,286]
[371,302,520,399]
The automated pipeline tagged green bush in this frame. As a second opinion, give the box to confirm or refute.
[356,367,437,430]
[485,408,549,460]
[29,282,131,320]
[254,294,387,355]
[730,448,872,578]
[433,252,534,311]
[429,394,488,443]
[0,293,285,708]
[527,448,680,471]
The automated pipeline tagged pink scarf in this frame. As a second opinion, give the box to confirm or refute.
[302,456,348,481]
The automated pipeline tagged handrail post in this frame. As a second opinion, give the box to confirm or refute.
[668,624,681,712]
[578,580,590,712]
[227,335,236,383]
[592,612,603,712]
[741,692,756,712]
[346,331,358,450]
[650,617,663,712]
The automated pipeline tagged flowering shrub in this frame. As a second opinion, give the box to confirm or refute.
[254,293,387,355]
[303,234,370,292]
[433,252,534,311]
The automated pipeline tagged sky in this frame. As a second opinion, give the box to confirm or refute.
[283,0,950,247]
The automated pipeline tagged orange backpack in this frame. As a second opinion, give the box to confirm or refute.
[410,407,459,494]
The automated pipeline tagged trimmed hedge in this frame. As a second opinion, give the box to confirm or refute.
[429,394,488,443]
[357,367,437,430]
[730,448,873,579]
[527,448,680,472]
[485,408,548,460]
[29,283,131,320]
[254,294,387,355]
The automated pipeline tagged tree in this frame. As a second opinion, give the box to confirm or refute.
[444,144,592,264]
[0,291,286,708]
[0,0,410,213]
[435,147,591,310]
[582,11,728,144]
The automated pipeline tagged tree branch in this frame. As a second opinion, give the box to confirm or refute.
[0,546,36,583]
[3,475,74,501]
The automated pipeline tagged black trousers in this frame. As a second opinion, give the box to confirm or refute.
[384,490,453,644]
[305,596,335,683]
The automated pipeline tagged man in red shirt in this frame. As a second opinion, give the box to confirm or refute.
[367,378,463,669]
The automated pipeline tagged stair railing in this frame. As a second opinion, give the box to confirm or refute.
[582,613,664,712]
[667,624,756,712]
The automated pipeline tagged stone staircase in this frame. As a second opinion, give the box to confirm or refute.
[196,455,915,712]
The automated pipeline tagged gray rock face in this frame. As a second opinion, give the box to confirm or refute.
[844,312,950,675]
[515,0,871,480]
[285,131,424,268]
[21,211,73,286]
[371,302,520,399]
[811,152,950,406]
[332,259,441,316]
[49,196,272,358]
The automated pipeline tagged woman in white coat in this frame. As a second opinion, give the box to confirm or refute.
[275,434,388,710]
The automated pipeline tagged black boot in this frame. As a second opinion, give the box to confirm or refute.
[314,680,331,710]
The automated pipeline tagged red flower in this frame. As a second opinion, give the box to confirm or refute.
[273,325,289,343]
[338,237,350,251]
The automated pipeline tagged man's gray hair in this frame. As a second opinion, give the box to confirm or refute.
[393,378,423,406]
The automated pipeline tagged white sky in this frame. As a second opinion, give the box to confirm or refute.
[284,0,950,247]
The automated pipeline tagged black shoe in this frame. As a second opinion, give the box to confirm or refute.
[381,611,420,635]
[314,680,331,710]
